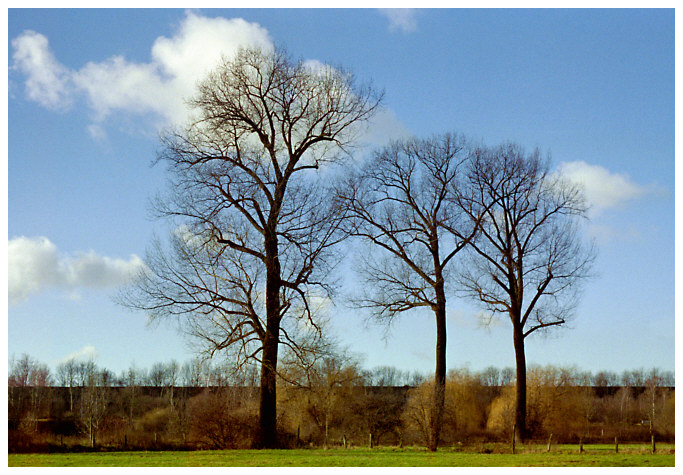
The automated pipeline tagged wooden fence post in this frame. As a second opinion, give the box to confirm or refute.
[579,437,583,454]
[369,433,373,449]
[615,436,619,454]
[546,433,553,452]
[652,434,656,454]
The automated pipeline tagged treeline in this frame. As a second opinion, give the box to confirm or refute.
[8,353,674,452]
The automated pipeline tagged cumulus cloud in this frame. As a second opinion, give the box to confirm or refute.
[11,30,73,109]
[557,161,655,216]
[8,236,145,306]
[378,9,419,33]
[11,11,411,145]
[12,11,273,125]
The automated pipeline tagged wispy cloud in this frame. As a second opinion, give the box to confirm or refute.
[583,222,643,245]
[8,236,145,306]
[60,345,99,364]
[557,160,660,216]
[378,9,419,33]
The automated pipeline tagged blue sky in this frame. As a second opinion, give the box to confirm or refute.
[7,8,675,377]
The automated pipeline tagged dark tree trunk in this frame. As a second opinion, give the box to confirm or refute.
[256,233,282,449]
[513,324,527,442]
[257,323,279,448]
[428,276,447,452]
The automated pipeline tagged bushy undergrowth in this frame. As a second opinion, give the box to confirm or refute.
[8,364,675,453]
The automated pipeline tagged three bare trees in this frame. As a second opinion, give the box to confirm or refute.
[124,47,593,449]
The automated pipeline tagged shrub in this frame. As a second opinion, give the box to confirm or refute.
[188,388,257,449]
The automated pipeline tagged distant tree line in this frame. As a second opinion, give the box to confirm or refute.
[8,353,674,453]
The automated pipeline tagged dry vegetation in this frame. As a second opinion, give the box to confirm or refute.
[8,354,674,453]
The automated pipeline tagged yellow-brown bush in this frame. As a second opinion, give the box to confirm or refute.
[403,371,491,446]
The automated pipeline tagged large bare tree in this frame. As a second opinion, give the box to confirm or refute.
[122,47,381,448]
[458,142,595,441]
[338,133,481,451]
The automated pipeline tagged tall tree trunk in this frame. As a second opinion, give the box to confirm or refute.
[513,324,527,442]
[257,303,280,447]
[257,236,281,449]
[428,278,447,452]
[257,319,280,448]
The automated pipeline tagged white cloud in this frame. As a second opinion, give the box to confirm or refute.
[12,11,273,126]
[378,9,419,33]
[359,108,412,146]
[9,236,61,304]
[557,161,654,216]
[302,59,326,74]
[11,30,72,109]
[150,14,273,90]
[60,345,99,364]
[73,56,171,121]
[8,236,145,306]
[11,11,411,146]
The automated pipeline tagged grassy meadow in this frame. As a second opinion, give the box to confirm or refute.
[8,444,675,467]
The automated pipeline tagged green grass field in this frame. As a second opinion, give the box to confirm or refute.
[8,445,675,467]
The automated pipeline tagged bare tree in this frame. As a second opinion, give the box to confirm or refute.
[457,142,595,441]
[78,364,110,448]
[279,346,363,447]
[500,367,515,386]
[75,360,96,387]
[367,366,411,387]
[181,359,205,387]
[643,368,665,435]
[148,362,167,387]
[9,354,52,433]
[56,358,78,412]
[479,366,501,387]
[338,133,482,451]
[121,47,381,448]
[9,354,34,388]
[621,368,646,387]
[121,364,140,428]
[593,370,619,387]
